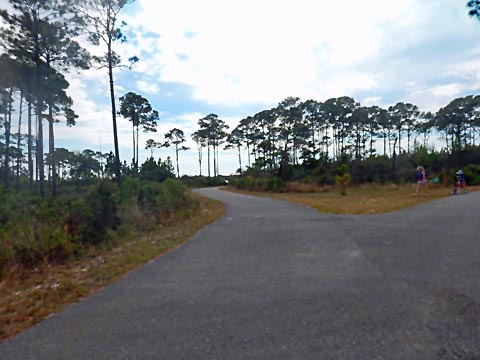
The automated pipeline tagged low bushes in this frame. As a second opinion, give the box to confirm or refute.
[233,176,285,192]
[462,164,480,185]
[0,178,197,278]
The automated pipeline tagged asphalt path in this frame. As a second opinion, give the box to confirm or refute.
[1,188,479,359]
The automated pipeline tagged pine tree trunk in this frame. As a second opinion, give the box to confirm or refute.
[28,101,33,192]
[36,103,44,197]
[16,92,23,191]
[136,125,139,171]
[213,143,217,177]
[132,125,135,168]
[33,10,45,198]
[108,39,122,184]
[175,144,179,177]
[199,146,202,176]
[398,128,401,155]
[237,145,242,175]
[207,144,211,177]
[3,91,12,188]
[48,104,57,196]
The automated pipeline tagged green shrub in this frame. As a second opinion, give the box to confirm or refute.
[235,176,255,191]
[269,177,285,192]
[463,164,480,185]
[154,179,192,215]
[310,163,334,185]
[233,176,284,193]
[3,217,73,269]
[335,163,352,195]
[0,177,197,277]
[180,175,229,188]
[139,157,175,182]
[67,180,119,246]
[137,178,195,220]
[254,178,269,191]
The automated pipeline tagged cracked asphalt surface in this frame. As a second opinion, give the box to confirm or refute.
[1,187,479,359]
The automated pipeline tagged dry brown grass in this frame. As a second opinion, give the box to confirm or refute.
[227,183,480,214]
[0,193,225,342]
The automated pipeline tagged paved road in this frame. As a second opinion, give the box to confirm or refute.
[1,188,479,359]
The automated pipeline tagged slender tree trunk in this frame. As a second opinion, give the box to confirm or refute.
[132,125,135,168]
[213,143,217,177]
[3,92,12,188]
[35,102,38,185]
[398,127,401,155]
[407,128,411,154]
[33,10,45,198]
[48,103,57,196]
[388,129,392,157]
[36,103,44,197]
[369,131,374,157]
[456,125,462,150]
[197,144,202,176]
[237,145,242,175]
[333,128,337,159]
[108,39,122,184]
[136,125,139,171]
[28,100,33,192]
[207,144,211,177]
[175,145,179,177]
[216,142,220,176]
[16,92,23,191]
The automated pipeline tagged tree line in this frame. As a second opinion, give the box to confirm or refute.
[182,95,480,178]
[2,0,480,197]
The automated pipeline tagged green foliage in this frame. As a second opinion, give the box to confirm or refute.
[234,176,254,191]
[0,199,75,270]
[139,157,175,182]
[233,176,285,192]
[335,163,351,195]
[351,156,391,183]
[67,180,119,245]
[0,176,196,277]
[457,164,480,185]
[180,175,229,188]
[309,162,335,185]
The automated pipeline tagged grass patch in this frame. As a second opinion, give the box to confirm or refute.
[0,193,225,341]
[225,183,480,214]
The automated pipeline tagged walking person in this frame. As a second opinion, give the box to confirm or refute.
[415,165,428,196]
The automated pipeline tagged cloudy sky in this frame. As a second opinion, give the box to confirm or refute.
[3,0,480,175]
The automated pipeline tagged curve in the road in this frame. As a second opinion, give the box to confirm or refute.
[1,187,479,359]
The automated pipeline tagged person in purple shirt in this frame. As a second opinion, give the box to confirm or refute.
[415,165,428,196]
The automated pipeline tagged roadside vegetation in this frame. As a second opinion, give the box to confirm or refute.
[0,172,225,341]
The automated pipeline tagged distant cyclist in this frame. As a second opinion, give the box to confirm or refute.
[453,169,467,195]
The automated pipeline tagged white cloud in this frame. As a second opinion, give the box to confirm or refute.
[121,0,420,105]
[136,80,160,95]
[362,96,383,106]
